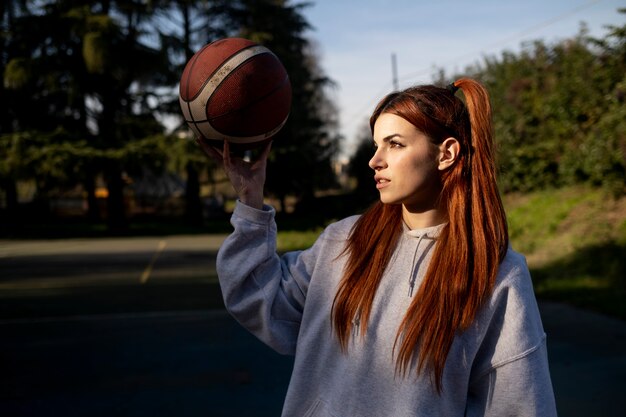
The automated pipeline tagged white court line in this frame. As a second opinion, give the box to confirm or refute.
[140,240,167,284]
[0,309,230,326]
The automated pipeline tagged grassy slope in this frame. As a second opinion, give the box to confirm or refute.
[277,186,626,320]
[8,186,621,319]
[504,186,626,320]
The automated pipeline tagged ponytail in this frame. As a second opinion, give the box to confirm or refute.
[332,78,508,393]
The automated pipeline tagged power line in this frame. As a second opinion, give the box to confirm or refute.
[400,0,603,84]
[342,0,605,135]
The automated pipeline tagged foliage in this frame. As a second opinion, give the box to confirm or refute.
[1,0,341,230]
[348,10,626,197]
[3,2,626,233]
[229,0,342,210]
[0,128,171,192]
[565,78,626,196]
[448,11,626,194]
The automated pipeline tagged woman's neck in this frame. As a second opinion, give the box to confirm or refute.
[402,205,446,230]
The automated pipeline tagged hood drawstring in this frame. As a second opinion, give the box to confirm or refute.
[407,232,436,297]
[352,312,361,337]
[352,224,444,336]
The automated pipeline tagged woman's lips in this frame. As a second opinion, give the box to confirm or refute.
[375,176,390,189]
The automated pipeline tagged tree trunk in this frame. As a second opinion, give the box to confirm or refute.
[1,178,19,234]
[180,2,203,227]
[84,169,100,222]
[105,163,127,233]
[185,163,203,226]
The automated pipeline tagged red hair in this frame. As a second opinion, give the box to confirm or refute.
[332,78,508,392]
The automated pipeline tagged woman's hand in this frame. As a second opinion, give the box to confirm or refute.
[197,138,271,210]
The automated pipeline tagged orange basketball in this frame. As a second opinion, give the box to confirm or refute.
[179,38,292,150]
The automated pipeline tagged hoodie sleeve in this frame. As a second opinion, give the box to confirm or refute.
[216,201,320,355]
[465,250,558,416]
[465,338,557,416]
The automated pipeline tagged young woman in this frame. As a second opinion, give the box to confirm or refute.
[200,78,557,416]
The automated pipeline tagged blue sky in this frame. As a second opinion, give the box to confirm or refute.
[300,0,625,157]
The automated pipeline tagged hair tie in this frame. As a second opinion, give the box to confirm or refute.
[446,82,459,94]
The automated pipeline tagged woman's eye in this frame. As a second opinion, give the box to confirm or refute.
[390,140,403,148]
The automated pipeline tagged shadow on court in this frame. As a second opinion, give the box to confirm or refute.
[1,311,293,417]
[1,236,625,417]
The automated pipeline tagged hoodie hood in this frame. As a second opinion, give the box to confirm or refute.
[404,222,447,297]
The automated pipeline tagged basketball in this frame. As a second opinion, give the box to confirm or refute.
[179,37,292,150]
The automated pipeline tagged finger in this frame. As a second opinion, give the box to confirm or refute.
[223,140,231,169]
[260,140,273,160]
[196,137,223,162]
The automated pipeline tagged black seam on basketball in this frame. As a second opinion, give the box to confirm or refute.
[188,103,198,133]
[185,84,198,130]
[207,73,290,121]
[188,46,269,102]
[184,43,240,133]
[185,43,211,102]
[184,47,205,137]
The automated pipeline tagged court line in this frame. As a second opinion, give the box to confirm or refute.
[0,309,230,325]
[140,240,167,284]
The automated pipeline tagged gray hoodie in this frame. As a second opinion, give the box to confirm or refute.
[216,202,557,416]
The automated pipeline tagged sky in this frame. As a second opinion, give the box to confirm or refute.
[300,0,625,157]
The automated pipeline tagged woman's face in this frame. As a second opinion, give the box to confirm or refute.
[370,113,443,213]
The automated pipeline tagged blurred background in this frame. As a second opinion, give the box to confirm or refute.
[1,0,624,316]
[1,1,625,416]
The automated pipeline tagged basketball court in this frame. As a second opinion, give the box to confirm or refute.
[1,236,625,416]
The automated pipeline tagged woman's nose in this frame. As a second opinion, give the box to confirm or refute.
[369,149,386,171]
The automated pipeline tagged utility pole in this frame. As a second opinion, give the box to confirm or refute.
[391,53,399,91]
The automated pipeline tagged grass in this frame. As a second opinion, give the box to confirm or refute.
[3,185,624,320]
[505,188,589,255]
[280,185,626,321]
[504,185,626,320]
[277,229,323,252]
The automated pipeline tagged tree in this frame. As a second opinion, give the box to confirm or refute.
[153,0,233,226]
[2,0,176,232]
[452,10,626,194]
[231,0,342,212]
[2,0,99,223]
[2,0,344,234]
[572,9,626,194]
[0,0,31,224]
[347,122,378,208]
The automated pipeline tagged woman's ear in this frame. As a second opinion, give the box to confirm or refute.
[438,137,460,170]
